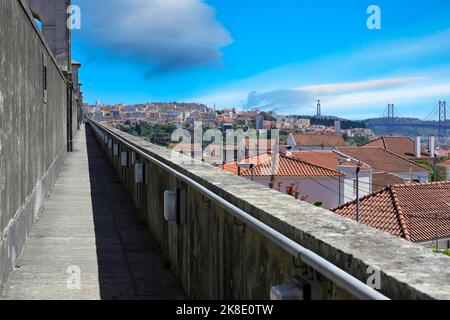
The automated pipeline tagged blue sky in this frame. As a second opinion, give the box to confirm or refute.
[72,0,450,119]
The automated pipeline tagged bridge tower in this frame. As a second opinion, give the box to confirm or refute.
[387,104,395,119]
[439,101,447,140]
[387,104,395,134]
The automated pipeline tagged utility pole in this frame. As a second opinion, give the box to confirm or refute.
[237,163,254,181]
[356,166,361,222]
[337,164,361,222]
[433,155,438,182]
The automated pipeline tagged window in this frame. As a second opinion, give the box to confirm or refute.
[34,18,43,32]
[42,53,47,103]
[32,11,43,32]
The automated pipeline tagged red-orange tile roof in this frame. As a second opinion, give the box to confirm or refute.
[372,172,405,190]
[337,147,429,173]
[222,153,342,177]
[436,149,450,157]
[290,133,346,147]
[332,181,450,242]
[361,136,430,158]
[438,159,450,167]
[291,151,370,171]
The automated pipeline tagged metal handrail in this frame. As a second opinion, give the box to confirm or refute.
[89,119,390,300]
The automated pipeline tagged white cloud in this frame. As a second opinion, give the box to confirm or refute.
[325,81,450,110]
[242,89,314,112]
[299,77,426,95]
[238,77,437,113]
[75,0,232,74]
[191,28,450,116]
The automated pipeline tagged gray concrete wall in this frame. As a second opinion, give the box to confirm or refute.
[91,121,450,300]
[26,0,71,72]
[0,0,68,288]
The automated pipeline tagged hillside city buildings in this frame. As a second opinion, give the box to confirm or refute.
[84,102,450,250]
[3,0,450,302]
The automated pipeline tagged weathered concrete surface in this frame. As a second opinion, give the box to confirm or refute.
[0,125,184,300]
[0,0,70,289]
[26,0,72,71]
[92,121,450,300]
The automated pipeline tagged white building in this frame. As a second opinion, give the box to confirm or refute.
[337,147,429,186]
[223,153,370,209]
[290,150,372,206]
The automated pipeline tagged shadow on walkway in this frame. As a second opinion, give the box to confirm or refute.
[84,124,184,300]
[0,125,183,300]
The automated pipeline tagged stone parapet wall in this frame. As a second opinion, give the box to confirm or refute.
[90,121,450,300]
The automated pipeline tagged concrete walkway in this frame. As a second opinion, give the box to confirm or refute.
[0,125,184,300]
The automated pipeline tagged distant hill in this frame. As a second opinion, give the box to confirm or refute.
[364,117,444,138]
[288,115,367,129]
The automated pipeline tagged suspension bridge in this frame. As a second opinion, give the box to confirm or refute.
[365,101,449,139]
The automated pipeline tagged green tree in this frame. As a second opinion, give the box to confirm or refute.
[414,160,446,182]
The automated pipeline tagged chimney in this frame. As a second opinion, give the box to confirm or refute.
[415,136,421,158]
[429,135,436,158]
